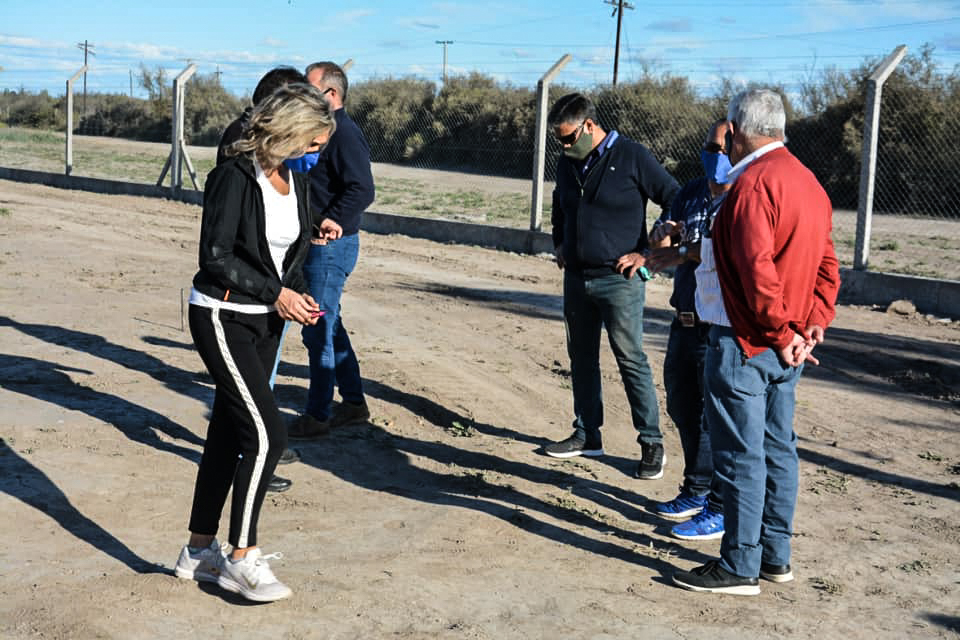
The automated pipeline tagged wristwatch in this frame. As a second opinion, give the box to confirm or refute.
[677,245,688,260]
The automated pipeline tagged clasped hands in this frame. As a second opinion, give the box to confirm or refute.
[778,325,825,367]
[275,288,322,325]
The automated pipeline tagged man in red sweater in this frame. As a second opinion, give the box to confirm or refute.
[672,89,840,595]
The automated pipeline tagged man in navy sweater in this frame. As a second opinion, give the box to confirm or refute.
[545,92,679,480]
[289,61,376,439]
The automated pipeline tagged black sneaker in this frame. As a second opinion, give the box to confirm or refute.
[266,475,292,493]
[635,441,665,479]
[544,430,603,459]
[277,448,300,465]
[760,562,794,583]
[672,560,760,595]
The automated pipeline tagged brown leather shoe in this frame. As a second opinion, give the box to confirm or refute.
[288,414,330,440]
[328,401,371,429]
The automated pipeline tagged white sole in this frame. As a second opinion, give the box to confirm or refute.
[671,530,725,541]
[217,575,292,603]
[650,508,705,521]
[174,566,220,583]
[672,576,761,596]
[760,571,794,583]
[545,448,604,459]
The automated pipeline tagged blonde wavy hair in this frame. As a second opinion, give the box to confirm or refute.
[227,82,336,169]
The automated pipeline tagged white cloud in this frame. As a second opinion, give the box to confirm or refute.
[261,37,287,48]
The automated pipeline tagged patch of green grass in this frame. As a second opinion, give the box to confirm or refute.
[446,421,475,437]
[876,240,900,251]
[0,207,10,217]
[809,576,844,595]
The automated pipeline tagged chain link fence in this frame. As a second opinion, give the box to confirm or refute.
[353,78,960,281]
[3,58,959,280]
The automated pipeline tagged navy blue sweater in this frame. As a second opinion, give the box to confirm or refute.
[552,135,679,273]
[308,108,375,236]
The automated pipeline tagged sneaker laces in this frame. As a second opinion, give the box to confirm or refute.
[248,551,283,584]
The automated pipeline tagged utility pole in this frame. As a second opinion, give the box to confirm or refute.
[214,65,223,85]
[435,40,453,85]
[129,69,133,97]
[603,0,633,86]
[76,40,95,114]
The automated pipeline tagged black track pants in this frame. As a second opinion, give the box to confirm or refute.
[187,304,287,549]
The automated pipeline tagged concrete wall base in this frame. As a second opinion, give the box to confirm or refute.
[839,268,960,318]
[4,166,957,317]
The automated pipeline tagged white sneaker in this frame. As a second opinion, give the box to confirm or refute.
[217,548,292,602]
[174,539,224,583]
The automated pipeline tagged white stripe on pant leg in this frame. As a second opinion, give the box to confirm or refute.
[210,307,269,549]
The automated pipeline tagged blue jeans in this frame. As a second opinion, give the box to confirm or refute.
[704,325,802,578]
[301,234,364,420]
[563,270,661,444]
[267,320,291,390]
[663,319,718,505]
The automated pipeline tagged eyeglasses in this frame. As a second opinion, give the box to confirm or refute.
[703,141,725,154]
[555,121,586,146]
[321,87,334,96]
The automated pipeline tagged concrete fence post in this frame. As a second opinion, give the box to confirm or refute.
[65,65,88,176]
[854,45,906,271]
[529,54,572,237]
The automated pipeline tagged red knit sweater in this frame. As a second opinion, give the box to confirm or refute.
[712,146,840,358]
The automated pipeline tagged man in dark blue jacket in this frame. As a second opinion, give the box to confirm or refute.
[545,93,679,481]
[289,61,376,439]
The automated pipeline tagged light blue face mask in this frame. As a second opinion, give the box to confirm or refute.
[701,150,733,184]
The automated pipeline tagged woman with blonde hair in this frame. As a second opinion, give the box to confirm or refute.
[173,83,335,602]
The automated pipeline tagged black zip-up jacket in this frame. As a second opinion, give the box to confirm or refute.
[551,135,679,273]
[192,155,312,305]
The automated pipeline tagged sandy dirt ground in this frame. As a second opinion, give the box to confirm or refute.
[0,178,959,639]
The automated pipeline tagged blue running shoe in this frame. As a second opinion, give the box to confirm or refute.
[671,508,724,541]
[650,491,708,521]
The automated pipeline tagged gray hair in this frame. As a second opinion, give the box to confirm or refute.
[228,83,336,169]
[727,89,785,140]
[305,61,348,102]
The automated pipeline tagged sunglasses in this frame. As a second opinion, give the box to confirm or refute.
[703,141,725,154]
[556,121,586,146]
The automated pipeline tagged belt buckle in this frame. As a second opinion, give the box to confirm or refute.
[679,312,696,328]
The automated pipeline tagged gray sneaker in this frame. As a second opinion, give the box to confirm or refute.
[174,539,224,583]
[218,548,292,603]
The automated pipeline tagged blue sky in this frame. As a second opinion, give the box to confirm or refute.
[2,0,959,99]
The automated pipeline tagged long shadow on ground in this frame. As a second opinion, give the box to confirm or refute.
[294,378,713,574]
[0,353,201,462]
[0,316,212,414]
[0,437,162,573]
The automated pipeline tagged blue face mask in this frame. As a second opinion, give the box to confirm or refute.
[700,150,733,184]
[284,151,320,173]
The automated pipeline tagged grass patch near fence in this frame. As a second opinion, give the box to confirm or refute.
[3,126,960,280]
